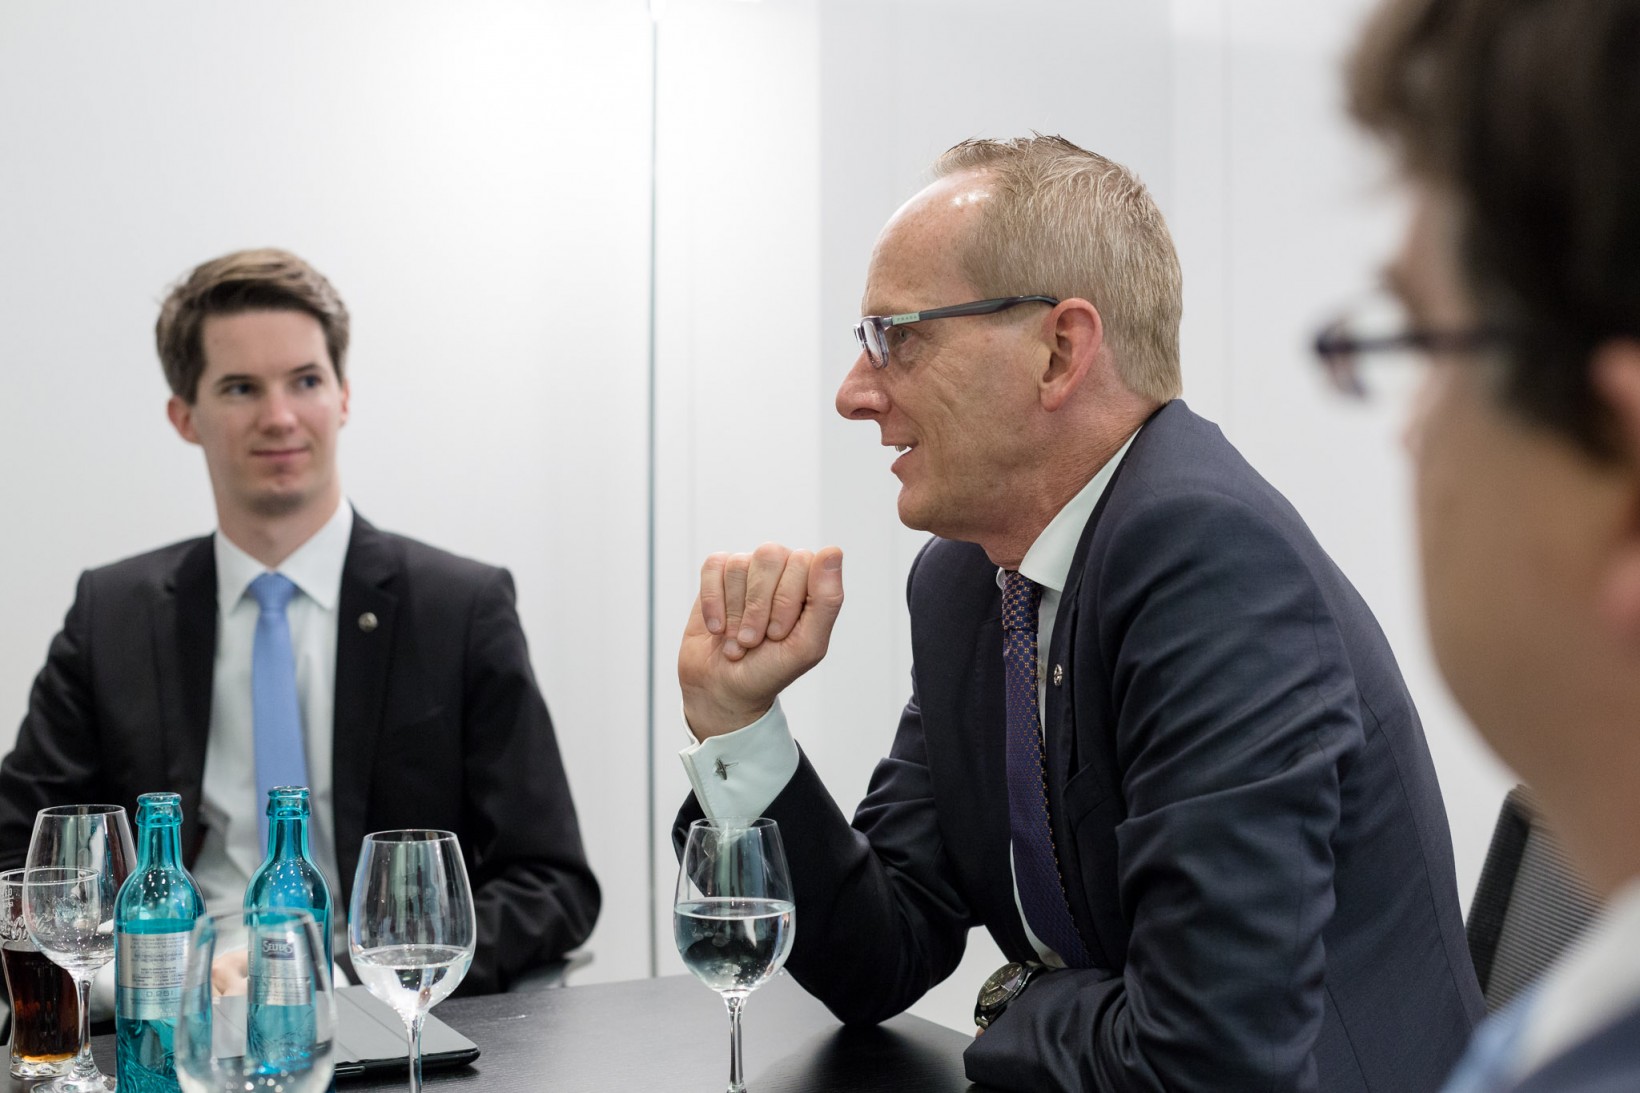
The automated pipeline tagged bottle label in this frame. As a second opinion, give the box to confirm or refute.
[250,933,314,1006]
[115,930,189,1020]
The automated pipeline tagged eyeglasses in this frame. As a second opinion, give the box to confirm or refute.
[853,295,1060,370]
[1313,287,1511,399]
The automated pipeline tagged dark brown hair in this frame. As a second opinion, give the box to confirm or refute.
[1350,0,1640,457]
[156,248,350,403]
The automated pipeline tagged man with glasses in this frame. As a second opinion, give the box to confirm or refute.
[1331,1,1640,1088]
[676,136,1481,1091]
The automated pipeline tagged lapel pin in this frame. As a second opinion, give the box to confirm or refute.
[1052,664,1064,686]
[358,612,379,633]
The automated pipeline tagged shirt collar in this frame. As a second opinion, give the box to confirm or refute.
[997,427,1141,593]
[214,498,355,613]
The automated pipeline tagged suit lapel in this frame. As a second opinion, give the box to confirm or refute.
[154,537,216,860]
[331,514,399,903]
[1039,433,1139,970]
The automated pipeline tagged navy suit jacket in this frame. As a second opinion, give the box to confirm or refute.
[682,400,1483,1091]
[0,513,599,994]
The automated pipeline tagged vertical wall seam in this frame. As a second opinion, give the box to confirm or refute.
[644,9,661,981]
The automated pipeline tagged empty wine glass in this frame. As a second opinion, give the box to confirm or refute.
[20,868,116,1093]
[25,804,135,1093]
[348,830,475,1093]
[674,817,796,1093]
[173,908,336,1093]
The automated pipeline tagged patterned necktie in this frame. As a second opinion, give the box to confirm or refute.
[249,573,309,847]
[1002,570,1090,967]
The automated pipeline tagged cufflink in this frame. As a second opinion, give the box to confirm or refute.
[358,612,379,632]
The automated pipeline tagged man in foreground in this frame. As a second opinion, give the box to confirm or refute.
[1334,1,1640,1087]
[677,136,1482,1090]
[0,248,598,993]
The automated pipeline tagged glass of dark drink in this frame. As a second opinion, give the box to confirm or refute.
[0,868,78,1078]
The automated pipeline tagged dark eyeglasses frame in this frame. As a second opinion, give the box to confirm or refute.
[1312,314,1512,399]
[853,295,1060,370]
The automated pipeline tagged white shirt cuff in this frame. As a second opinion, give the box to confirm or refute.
[679,699,800,822]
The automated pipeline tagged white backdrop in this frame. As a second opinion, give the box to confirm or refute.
[0,0,656,985]
[1,0,1513,1032]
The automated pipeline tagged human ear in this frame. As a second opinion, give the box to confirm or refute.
[1590,342,1640,637]
[167,395,200,445]
[1040,299,1103,413]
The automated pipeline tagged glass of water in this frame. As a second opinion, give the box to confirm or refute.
[348,830,475,1093]
[674,817,795,1093]
[173,909,335,1093]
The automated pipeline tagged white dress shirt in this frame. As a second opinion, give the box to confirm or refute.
[681,430,1140,965]
[1510,877,1640,1080]
[193,497,351,919]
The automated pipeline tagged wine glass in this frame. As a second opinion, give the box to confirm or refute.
[674,817,796,1093]
[25,804,135,1093]
[173,908,336,1093]
[19,868,116,1093]
[348,830,475,1093]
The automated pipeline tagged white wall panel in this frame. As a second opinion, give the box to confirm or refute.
[0,0,656,985]
[648,0,825,977]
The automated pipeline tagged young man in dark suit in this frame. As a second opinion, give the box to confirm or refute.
[675,137,1482,1091]
[1336,1,1640,1088]
[0,249,598,993]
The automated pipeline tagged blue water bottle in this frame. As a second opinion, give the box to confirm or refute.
[115,791,204,1093]
[244,786,333,1088]
[244,787,332,969]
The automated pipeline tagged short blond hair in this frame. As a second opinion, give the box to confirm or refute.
[934,135,1182,403]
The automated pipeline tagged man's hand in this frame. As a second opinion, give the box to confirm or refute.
[680,544,844,739]
[211,948,249,997]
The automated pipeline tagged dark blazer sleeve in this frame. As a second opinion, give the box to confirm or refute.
[966,490,1361,1093]
[768,688,977,1023]
[671,548,981,1025]
[458,568,600,993]
[0,572,106,867]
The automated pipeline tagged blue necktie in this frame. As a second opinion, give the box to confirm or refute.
[1440,988,1541,1093]
[1002,571,1090,967]
[249,573,309,847]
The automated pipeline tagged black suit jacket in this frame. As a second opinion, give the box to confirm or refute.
[0,513,599,994]
[681,401,1483,1091]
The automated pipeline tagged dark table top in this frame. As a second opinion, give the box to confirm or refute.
[7,974,986,1092]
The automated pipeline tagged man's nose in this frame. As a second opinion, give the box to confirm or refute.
[259,391,299,430]
[836,350,888,420]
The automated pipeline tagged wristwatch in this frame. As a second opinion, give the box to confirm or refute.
[974,960,1047,1029]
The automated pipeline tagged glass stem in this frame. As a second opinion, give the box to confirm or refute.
[725,994,746,1093]
[406,1011,427,1093]
[70,973,96,1080]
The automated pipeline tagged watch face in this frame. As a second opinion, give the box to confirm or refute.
[978,962,1030,1010]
